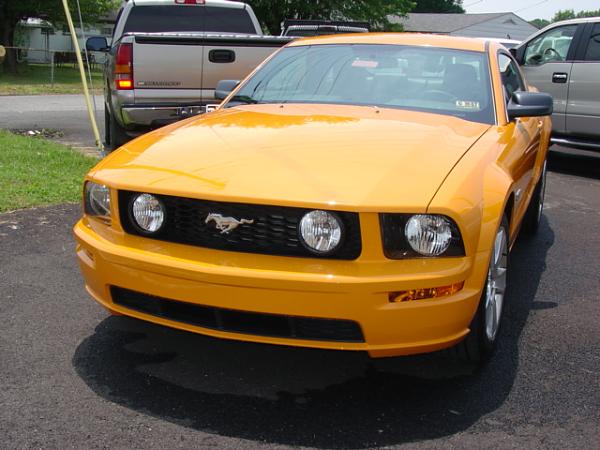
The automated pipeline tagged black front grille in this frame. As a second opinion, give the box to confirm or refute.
[118,191,361,259]
[111,287,365,343]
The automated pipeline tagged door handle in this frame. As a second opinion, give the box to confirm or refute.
[552,72,568,84]
[209,49,236,64]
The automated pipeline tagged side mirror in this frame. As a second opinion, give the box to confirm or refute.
[86,36,109,52]
[507,91,553,121]
[215,80,240,100]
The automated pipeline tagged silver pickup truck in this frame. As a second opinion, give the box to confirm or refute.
[513,17,600,151]
[86,0,291,150]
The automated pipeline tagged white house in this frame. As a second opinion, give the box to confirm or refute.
[389,12,539,41]
[17,17,115,64]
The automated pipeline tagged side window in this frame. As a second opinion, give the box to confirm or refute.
[524,25,578,66]
[584,23,600,61]
[498,54,525,103]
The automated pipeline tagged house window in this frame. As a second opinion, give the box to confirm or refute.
[62,25,70,35]
[42,27,55,36]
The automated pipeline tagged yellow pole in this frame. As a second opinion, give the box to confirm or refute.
[61,0,104,152]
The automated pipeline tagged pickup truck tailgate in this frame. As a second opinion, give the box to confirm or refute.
[130,34,292,105]
[133,35,203,104]
[202,38,290,102]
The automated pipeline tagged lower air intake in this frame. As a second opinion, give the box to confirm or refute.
[111,287,365,343]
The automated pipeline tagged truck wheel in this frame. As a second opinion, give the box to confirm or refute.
[452,215,509,365]
[105,108,129,151]
[104,107,111,148]
[522,160,547,236]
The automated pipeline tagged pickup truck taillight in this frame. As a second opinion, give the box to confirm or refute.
[175,0,205,4]
[115,43,133,90]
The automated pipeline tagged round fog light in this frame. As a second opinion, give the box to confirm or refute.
[299,210,342,254]
[132,193,165,233]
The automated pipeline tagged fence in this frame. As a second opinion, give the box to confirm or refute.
[1,46,105,86]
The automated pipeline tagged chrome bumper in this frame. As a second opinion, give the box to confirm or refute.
[121,104,220,127]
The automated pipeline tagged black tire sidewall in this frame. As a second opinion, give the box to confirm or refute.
[523,161,547,235]
[479,215,510,354]
[104,107,111,147]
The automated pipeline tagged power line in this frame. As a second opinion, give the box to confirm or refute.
[516,0,551,13]
[464,1,485,8]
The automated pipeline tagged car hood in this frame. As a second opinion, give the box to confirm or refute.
[93,104,491,211]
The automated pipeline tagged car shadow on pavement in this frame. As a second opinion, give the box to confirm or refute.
[548,148,600,180]
[72,218,554,448]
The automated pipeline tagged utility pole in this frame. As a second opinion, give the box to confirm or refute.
[61,0,104,152]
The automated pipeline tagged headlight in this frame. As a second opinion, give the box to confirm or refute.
[84,182,111,218]
[299,210,343,254]
[131,193,165,233]
[380,213,465,258]
[405,215,453,256]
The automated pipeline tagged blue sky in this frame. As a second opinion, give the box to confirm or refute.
[464,0,600,20]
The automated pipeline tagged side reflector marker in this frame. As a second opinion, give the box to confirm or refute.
[388,282,465,303]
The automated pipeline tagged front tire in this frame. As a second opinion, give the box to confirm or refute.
[452,215,509,364]
[522,160,547,236]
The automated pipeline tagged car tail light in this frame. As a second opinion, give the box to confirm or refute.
[115,43,133,90]
[175,0,205,4]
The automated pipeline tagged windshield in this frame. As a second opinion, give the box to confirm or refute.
[226,44,495,124]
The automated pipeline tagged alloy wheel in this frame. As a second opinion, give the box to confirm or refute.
[484,225,508,341]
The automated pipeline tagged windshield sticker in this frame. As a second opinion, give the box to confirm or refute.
[352,59,379,68]
[456,100,480,110]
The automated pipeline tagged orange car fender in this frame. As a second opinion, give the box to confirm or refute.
[427,128,515,284]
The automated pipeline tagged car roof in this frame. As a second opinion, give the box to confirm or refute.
[543,16,599,26]
[287,33,488,52]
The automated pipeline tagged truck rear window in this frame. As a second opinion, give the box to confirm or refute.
[123,6,256,34]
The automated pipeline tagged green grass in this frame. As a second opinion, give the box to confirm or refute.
[0,63,103,95]
[0,129,98,212]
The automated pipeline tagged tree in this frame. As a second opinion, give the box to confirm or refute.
[0,0,118,73]
[530,9,600,29]
[552,9,577,22]
[245,0,415,35]
[555,8,600,20]
[412,0,464,14]
[529,18,550,29]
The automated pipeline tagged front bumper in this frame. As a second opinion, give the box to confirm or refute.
[74,216,490,358]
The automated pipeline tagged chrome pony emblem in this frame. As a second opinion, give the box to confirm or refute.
[205,213,254,234]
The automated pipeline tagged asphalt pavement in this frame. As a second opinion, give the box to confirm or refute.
[0,151,599,449]
[0,94,104,153]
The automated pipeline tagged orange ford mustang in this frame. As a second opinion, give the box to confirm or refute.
[74,34,552,363]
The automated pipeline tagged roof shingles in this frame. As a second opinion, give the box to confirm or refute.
[389,12,510,33]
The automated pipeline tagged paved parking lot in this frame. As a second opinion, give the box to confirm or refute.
[0,150,598,449]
